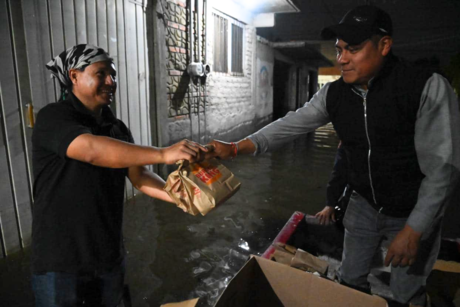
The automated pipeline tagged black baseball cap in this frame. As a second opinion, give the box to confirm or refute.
[321,5,392,45]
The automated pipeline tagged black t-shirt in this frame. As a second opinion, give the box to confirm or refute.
[31,93,134,274]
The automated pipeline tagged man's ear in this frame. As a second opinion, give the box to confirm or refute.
[69,69,79,85]
[380,36,393,56]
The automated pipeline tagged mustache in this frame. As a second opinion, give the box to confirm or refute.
[100,87,115,92]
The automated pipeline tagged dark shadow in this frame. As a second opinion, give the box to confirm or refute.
[286,215,345,260]
[273,60,292,121]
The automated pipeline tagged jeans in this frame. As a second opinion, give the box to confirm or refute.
[339,192,441,306]
[32,262,125,307]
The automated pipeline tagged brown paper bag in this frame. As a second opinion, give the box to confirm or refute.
[160,298,199,307]
[270,249,295,266]
[164,158,241,216]
[291,248,329,275]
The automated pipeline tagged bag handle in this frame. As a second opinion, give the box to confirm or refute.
[176,145,213,170]
[176,159,189,171]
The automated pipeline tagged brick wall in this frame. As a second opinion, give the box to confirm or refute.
[160,0,273,145]
[162,0,205,118]
[204,25,272,142]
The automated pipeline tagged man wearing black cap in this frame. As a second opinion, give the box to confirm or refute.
[205,5,460,307]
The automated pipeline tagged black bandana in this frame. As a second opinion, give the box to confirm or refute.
[46,44,113,99]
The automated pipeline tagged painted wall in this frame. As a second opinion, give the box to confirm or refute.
[254,39,275,121]
[158,0,276,148]
[204,23,260,142]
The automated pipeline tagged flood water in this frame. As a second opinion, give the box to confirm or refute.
[123,124,339,306]
[2,122,459,306]
[0,124,340,307]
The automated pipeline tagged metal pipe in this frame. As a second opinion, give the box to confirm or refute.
[188,0,193,63]
[188,0,194,141]
[196,0,201,142]
[0,212,7,258]
[203,0,207,64]
[196,0,200,63]
[0,83,7,258]
[203,0,207,143]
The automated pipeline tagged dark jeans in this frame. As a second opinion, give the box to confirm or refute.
[32,263,125,307]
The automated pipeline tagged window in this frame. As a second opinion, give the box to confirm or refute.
[213,12,244,74]
[213,14,228,73]
[231,24,243,73]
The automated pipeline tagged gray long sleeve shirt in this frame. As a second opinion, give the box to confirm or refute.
[248,73,460,234]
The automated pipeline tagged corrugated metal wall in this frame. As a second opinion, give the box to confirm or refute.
[0,0,155,258]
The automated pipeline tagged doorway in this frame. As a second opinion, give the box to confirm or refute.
[273,60,292,121]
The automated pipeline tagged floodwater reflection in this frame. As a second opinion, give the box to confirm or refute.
[123,124,339,307]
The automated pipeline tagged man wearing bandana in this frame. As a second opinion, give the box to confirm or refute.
[206,6,460,307]
[31,44,207,306]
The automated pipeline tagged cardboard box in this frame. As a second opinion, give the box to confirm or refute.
[427,260,460,307]
[164,255,388,307]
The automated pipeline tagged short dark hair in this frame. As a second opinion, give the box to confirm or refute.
[370,34,383,47]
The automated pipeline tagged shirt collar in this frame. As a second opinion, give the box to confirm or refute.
[69,92,117,125]
[368,53,398,88]
[352,85,368,98]
[349,53,398,94]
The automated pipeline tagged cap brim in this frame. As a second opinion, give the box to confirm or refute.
[321,24,373,45]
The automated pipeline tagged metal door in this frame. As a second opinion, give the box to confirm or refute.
[0,0,155,258]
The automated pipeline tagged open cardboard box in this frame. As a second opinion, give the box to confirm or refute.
[427,259,460,307]
[161,255,388,307]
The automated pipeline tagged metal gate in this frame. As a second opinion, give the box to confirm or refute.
[0,0,156,258]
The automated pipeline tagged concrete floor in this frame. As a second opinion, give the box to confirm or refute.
[1,123,459,306]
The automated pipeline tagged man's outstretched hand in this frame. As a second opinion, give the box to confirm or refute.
[204,140,235,160]
[384,224,422,267]
[204,139,256,160]
[160,139,209,165]
[315,206,336,225]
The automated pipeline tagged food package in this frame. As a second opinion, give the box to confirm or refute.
[164,158,241,216]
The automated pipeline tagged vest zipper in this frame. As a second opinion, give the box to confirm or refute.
[352,88,378,205]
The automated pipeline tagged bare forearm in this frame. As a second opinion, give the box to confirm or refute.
[236,138,256,155]
[68,134,164,168]
[67,134,207,168]
[206,138,256,160]
[129,166,174,203]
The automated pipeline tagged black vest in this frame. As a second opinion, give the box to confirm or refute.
[326,56,433,217]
